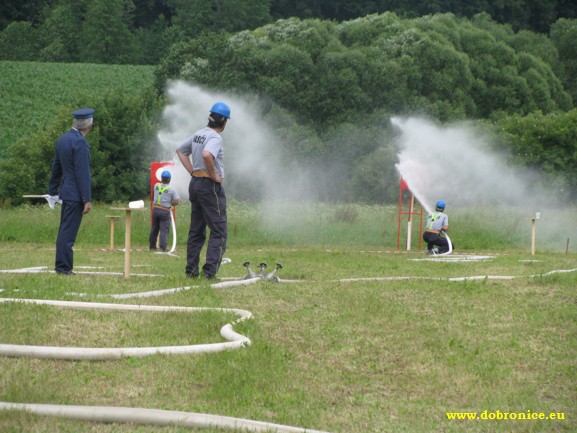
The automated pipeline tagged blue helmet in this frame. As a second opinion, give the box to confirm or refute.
[210,102,231,119]
[435,200,446,211]
[161,170,171,179]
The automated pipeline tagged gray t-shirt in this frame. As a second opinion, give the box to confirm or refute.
[425,212,448,231]
[152,183,179,208]
[177,127,224,178]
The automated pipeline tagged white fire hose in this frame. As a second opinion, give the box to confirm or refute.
[0,295,330,432]
[0,402,330,433]
[439,232,453,255]
[154,210,177,255]
[161,210,177,255]
[0,298,252,360]
[169,210,177,253]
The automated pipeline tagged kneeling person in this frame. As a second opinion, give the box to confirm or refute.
[423,200,450,254]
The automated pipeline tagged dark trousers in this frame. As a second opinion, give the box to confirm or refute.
[186,178,227,277]
[423,231,450,253]
[55,201,84,273]
[149,208,171,250]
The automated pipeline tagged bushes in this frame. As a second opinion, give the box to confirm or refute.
[494,109,577,201]
[153,13,575,203]
[0,86,162,205]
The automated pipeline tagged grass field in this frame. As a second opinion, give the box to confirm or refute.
[0,201,576,432]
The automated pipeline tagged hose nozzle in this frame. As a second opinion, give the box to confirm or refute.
[257,262,268,278]
[265,263,283,282]
[243,261,256,279]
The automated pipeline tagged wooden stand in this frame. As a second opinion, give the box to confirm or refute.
[531,217,536,256]
[110,208,143,278]
[105,215,120,251]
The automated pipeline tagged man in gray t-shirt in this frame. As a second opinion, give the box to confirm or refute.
[176,102,231,280]
[423,200,450,254]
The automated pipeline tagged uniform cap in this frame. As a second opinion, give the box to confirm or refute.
[72,108,95,119]
[161,170,171,179]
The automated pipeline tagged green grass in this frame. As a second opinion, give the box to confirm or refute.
[2,200,576,252]
[0,61,154,157]
[0,202,576,432]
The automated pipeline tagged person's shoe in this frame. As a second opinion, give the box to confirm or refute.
[55,270,75,276]
[185,272,199,279]
[432,247,439,255]
[149,247,157,252]
[204,275,221,282]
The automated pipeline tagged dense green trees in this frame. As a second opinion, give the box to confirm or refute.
[495,109,577,197]
[170,0,271,38]
[157,14,571,123]
[1,2,576,204]
[0,21,39,60]
[0,0,273,65]
[550,19,577,105]
[153,13,575,201]
[1,0,575,64]
[270,0,576,33]
[0,87,162,204]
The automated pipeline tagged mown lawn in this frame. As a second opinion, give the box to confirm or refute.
[0,202,575,432]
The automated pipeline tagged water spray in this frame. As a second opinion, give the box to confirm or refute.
[393,117,456,255]
[392,117,575,253]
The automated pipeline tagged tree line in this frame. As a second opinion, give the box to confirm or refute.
[1,0,575,65]
[154,13,577,201]
[1,3,576,204]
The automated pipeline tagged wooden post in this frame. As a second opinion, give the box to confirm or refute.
[531,217,536,256]
[125,210,132,278]
[111,207,142,278]
[105,215,120,251]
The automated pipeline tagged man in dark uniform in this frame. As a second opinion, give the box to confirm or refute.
[176,102,231,280]
[48,108,94,275]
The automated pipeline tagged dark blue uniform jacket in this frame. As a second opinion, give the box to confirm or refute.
[48,128,92,202]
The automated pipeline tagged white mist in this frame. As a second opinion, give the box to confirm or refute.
[156,81,319,232]
[393,117,573,251]
[393,117,550,211]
